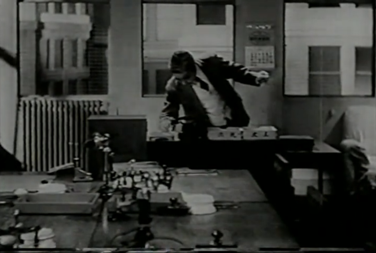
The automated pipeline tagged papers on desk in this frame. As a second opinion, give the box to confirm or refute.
[181,192,217,215]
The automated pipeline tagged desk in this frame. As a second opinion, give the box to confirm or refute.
[277,141,341,194]
[0,170,297,250]
[147,140,280,169]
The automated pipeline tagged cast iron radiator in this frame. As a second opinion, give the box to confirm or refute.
[17,97,108,172]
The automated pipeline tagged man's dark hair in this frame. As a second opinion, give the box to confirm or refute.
[169,50,196,74]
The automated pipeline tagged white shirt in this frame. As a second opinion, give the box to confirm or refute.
[190,65,231,126]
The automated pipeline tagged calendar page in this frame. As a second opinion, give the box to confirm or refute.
[245,46,275,69]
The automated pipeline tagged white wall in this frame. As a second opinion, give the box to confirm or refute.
[143,4,234,61]
[285,3,373,95]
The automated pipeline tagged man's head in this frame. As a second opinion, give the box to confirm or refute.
[169,50,197,83]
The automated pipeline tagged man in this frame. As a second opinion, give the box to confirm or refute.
[159,50,270,139]
[340,139,376,194]
[340,139,376,245]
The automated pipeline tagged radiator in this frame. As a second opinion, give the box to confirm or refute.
[18,97,108,172]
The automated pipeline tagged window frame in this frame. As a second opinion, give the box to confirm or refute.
[141,0,236,97]
[283,0,375,97]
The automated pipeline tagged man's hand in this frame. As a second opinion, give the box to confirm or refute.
[254,71,270,85]
[160,118,173,133]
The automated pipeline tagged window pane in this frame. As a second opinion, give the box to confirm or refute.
[356,47,372,72]
[68,80,78,95]
[37,81,49,95]
[71,39,78,67]
[67,3,76,14]
[36,3,48,13]
[196,4,226,25]
[54,39,64,69]
[76,79,89,95]
[52,81,64,96]
[309,74,341,95]
[54,3,62,13]
[309,46,340,72]
[142,70,150,94]
[45,39,50,69]
[156,69,172,94]
[355,75,372,95]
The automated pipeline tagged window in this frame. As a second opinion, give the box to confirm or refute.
[355,47,373,95]
[308,46,341,95]
[196,4,226,25]
[142,3,234,96]
[67,3,76,14]
[284,2,374,96]
[54,3,63,13]
[36,3,48,13]
[18,1,109,96]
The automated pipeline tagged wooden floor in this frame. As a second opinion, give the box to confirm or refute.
[0,170,298,250]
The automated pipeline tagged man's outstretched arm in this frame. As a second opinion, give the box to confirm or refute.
[159,83,180,132]
[212,55,269,86]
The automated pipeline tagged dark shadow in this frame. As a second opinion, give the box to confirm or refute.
[0,47,18,68]
[0,143,23,172]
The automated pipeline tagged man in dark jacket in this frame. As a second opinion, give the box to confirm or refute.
[159,50,269,139]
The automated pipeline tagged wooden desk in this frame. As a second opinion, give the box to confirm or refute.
[278,141,341,194]
[0,170,298,250]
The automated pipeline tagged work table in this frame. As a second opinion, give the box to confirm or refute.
[0,170,297,250]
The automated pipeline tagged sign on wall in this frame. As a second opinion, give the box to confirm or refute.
[245,24,275,69]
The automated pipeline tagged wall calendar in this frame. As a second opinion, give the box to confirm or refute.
[245,23,275,70]
[245,46,275,69]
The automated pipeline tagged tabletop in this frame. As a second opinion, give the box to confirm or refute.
[0,170,298,250]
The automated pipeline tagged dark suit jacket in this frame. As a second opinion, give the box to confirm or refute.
[160,54,261,128]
